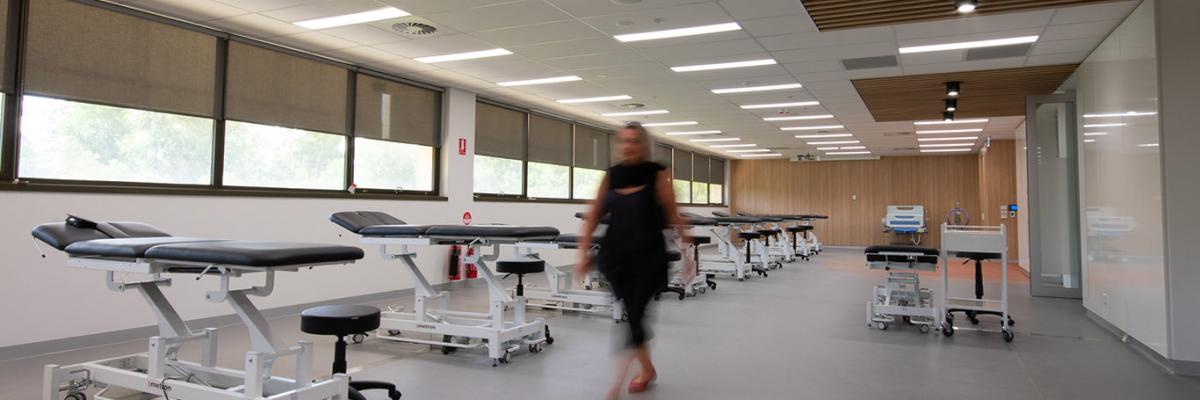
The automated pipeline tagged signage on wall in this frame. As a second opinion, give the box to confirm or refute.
[458,138,468,156]
[463,211,472,225]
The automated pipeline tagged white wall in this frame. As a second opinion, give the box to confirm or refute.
[1075,0,1169,357]
[0,87,728,349]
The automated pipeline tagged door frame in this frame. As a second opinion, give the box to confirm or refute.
[1025,93,1083,299]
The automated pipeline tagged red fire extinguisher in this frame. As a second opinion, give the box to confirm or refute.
[448,245,461,281]
[465,246,478,279]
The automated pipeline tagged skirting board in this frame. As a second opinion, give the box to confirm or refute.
[0,280,470,363]
[1086,310,1200,376]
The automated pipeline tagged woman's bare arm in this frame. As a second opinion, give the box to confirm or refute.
[576,175,609,273]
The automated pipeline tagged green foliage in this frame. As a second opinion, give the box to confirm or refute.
[353,138,433,191]
[527,162,569,199]
[474,155,522,195]
[222,121,345,190]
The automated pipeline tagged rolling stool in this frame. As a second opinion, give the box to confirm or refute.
[687,235,717,291]
[948,252,1015,327]
[300,305,402,400]
[738,231,767,277]
[656,251,687,300]
[786,226,811,261]
[496,259,555,347]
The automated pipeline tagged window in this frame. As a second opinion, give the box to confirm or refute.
[528,162,569,198]
[223,121,346,190]
[526,114,571,199]
[474,155,523,195]
[692,182,709,204]
[353,138,434,192]
[709,158,726,204]
[710,184,724,204]
[673,150,693,203]
[18,96,214,184]
[572,167,605,200]
[692,154,710,205]
[673,179,691,203]
[574,124,611,200]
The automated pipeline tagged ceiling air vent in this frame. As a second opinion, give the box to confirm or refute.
[964,43,1032,61]
[841,55,898,70]
[392,19,439,37]
[882,131,912,137]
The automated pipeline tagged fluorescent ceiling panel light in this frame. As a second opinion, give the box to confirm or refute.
[557,95,632,104]
[915,128,983,134]
[1083,132,1108,136]
[826,151,871,155]
[415,48,512,63]
[741,101,820,109]
[727,149,771,153]
[671,58,776,72]
[1084,139,1097,143]
[666,130,721,136]
[794,133,853,139]
[913,118,989,125]
[711,144,757,148]
[641,121,697,127]
[841,146,866,150]
[1083,111,1157,118]
[781,125,844,131]
[1084,123,1126,128]
[614,22,741,42]
[763,114,834,121]
[690,137,740,142]
[601,109,668,117]
[807,140,860,145]
[498,75,581,87]
[899,35,1039,54]
[921,148,973,153]
[295,7,409,29]
[1138,143,1160,147]
[741,153,783,158]
[712,83,803,94]
[918,136,978,142]
[919,143,976,148]
[816,147,839,150]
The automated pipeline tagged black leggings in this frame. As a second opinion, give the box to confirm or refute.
[602,260,667,348]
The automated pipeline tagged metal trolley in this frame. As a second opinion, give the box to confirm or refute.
[939,224,1013,342]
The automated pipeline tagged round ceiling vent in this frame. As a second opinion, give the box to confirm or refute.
[392,22,437,37]
[618,102,646,109]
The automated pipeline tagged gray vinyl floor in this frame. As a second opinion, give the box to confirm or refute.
[3,248,1199,399]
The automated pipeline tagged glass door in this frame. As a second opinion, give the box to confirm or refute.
[1025,94,1083,298]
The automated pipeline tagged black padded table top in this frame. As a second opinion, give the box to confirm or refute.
[424,225,559,239]
[65,237,227,258]
[737,213,783,222]
[33,221,172,250]
[358,224,433,237]
[713,216,761,224]
[330,211,407,234]
[865,245,938,264]
[865,245,939,255]
[553,234,604,244]
[683,217,718,226]
[800,215,828,219]
[143,241,364,267]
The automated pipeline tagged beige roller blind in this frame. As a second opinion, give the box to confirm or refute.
[574,125,611,170]
[0,0,9,92]
[354,74,440,146]
[693,154,710,182]
[711,158,725,184]
[24,0,217,116]
[475,102,525,159]
[653,144,672,167]
[673,150,692,180]
[226,41,348,134]
[609,133,621,166]
[527,114,571,165]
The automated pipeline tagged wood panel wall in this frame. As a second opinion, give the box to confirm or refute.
[978,140,1019,258]
[731,155,981,248]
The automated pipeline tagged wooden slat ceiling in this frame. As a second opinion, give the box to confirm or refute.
[852,64,1078,122]
[802,0,1118,31]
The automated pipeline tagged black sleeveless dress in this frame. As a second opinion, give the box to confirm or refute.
[598,161,669,347]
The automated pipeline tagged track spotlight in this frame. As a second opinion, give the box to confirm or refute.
[955,0,978,13]
[946,81,960,97]
[945,99,958,112]
[943,112,955,122]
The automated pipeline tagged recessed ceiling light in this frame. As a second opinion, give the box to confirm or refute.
[1083,111,1157,118]
[614,22,741,42]
[415,48,512,63]
[741,101,820,110]
[601,109,668,117]
[943,111,955,122]
[795,133,853,139]
[690,137,740,142]
[711,143,757,148]
[914,118,989,125]
[807,140,860,145]
[727,149,771,153]
[921,148,973,153]
[1083,132,1108,136]
[763,114,834,121]
[557,95,632,104]
[945,99,958,112]
[1138,143,1160,147]
[916,144,974,148]
[946,82,960,97]
[666,130,721,136]
[781,125,844,131]
[1083,123,1126,128]
[741,153,783,158]
[826,151,871,155]
[711,83,803,94]
[641,121,697,127]
[915,128,983,134]
[671,58,777,72]
[899,35,1039,54]
[955,0,978,13]
[918,136,978,142]
[295,7,410,29]
[497,75,582,87]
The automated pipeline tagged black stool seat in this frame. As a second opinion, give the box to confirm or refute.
[497,259,545,274]
[786,226,812,232]
[686,235,711,245]
[955,251,1001,261]
[301,305,381,336]
[738,232,762,240]
[758,229,779,237]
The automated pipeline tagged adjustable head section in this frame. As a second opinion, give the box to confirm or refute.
[32,215,171,251]
[712,211,731,218]
[330,211,406,234]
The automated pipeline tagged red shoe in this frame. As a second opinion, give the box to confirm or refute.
[628,372,657,393]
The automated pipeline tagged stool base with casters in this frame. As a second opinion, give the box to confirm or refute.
[945,252,1016,327]
[301,305,401,400]
[656,251,687,301]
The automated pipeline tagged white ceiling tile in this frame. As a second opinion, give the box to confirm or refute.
[672,64,792,81]
[772,42,897,63]
[1031,37,1103,55]
[1040,20,1120,42]
[581,2,734,35]
[474,20,604,47]
[894,10,1054,40]
[362,57,441,74]
[269,31,359,52]
[206,13,309,37]
[446,61,561,81]
[321,24,409,45]
[739,14,818,37]
[718,0,807,20]
[540,52,655,70]
[545,0,712,19]
[321,46,404,64]
[514,37,629,59]
[423,1,573,33]
[899,50,965,65]
[844,66,902,79]
[212,0,326,13]
[1025,51,1091,66]
[258,0,384,22]
[127,0,249,21]
[781,60,845,74]
[376,0,517,15]
[374,34,501,58]
[1049,1,1139,25]
[758,27,896,51]
[645,39,766,65]
[896,27,1044,49]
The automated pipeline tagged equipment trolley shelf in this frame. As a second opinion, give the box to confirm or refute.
[938,224,1013,342]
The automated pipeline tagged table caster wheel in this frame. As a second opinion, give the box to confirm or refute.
[387,329,402,336]
[919,325,931,334]
[544,325,554,345]
[351,333,366,344]
[875,321,888,330]
[65,393,86,400]
[737,277,745,281]
[1002,328,1015,343]
[942,320,955,337]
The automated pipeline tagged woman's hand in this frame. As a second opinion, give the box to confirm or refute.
[575,252,592,278]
